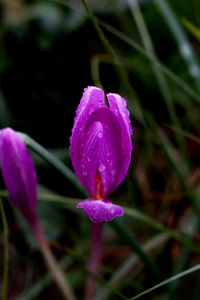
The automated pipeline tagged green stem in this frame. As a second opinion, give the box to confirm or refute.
[0,197,9,300]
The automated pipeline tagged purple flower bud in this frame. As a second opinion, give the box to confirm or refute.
[0,127,38,230]
[70,86,133,223]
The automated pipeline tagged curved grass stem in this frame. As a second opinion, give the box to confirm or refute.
[34,227,77,300]
[0,197,9,300]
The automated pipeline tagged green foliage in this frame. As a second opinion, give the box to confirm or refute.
[1,0,200,299]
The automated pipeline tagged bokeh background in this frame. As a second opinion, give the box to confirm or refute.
[1,0,200,299]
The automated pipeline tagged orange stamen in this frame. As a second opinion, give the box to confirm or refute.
[94,172,104,200]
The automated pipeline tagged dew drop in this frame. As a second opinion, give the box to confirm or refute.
[99,163,106,172]
[83,170,87,176]
[98,132,103,138]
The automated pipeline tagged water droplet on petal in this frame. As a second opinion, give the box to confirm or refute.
[83,170,87,176]
[111,170,115,177]
[98,132,103,138]
[99,163,106,172]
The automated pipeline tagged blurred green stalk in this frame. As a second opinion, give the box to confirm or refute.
[81,0,146,126]
[127,0,184,152]
[154,0,200,92]
[129,263,200,300]
[0,197,9,300]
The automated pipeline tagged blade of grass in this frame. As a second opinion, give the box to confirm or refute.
[127,0,183,151]
[181,17,200,41]
[54,0,200,102]
[192,0,200,27]
[123,206,200,254]
[0,196,9,300]
[148,118,200,217]
[2,189,199,254]
[94,234,168,300]
[129,263,200,300]
[18,257,72,300]
[153,0,200,92]
[81,0,146,126]
[17,132,88,197]
[100,21,200,103]
[165,124,200,144]
[0,90,12,127]
[110,219,163,280]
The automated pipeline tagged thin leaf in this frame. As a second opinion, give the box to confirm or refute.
[0,196,9,300]
[153,0,200,92]
[19,257,72,300]
[124,206,200,254]
[17,132,88,197]
[53,0,200,102]
[100,21,200,103]
[181,17,200,41]
[110,219,163,280]
[129,263,200,300]
[127,0,183,151]
[81,0,146,126]
[94,234,168,300]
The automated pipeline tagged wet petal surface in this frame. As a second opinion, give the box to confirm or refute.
[77,199,124,223]
[70,86,133,211]
[0,127,37,223]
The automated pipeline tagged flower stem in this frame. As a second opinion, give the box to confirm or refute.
[85,222,104,300]
[33,224,77,300]
[0,197,9,300]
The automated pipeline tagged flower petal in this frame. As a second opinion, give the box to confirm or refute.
[0,127,38,224]
[107,93,133,136]
[107,93,133,191]
[70,86,105,194]
[85,107,123,197]
[79,121,103,195]
[77,199,124,223]
[70,87,133,198]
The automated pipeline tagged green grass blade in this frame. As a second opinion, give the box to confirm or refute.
[127,0,186,157]
[17,132,88,197]
[165,124,200,144]
[129,263,200,300]
[18,257,72,300]
[2,188,199,254]
[100,21,200,103]
[127,0,181,140]
[181,17,200,41]
[94,234,168,300]
[110,219,163,280]
[81,0,146,126]
[153,0,200,92]
[0,90,12,127]
[124,206,200,254]
[0,197,9,300]
[53,0,200,103]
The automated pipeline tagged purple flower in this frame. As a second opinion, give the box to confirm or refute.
[0,127,38,230]
[70,86,133,223]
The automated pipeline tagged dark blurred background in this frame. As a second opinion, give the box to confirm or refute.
[1,0,200,299]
